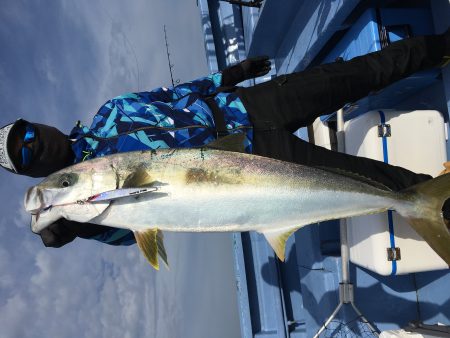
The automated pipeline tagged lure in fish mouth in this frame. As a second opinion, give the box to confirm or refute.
[24,167,119,233]
[25,181,160,232]
[23,135,450,271]
[24,153,171,269]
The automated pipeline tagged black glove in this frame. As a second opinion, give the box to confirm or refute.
[39,218,113,248]
[221,55,271,86]
[444,27,450,55]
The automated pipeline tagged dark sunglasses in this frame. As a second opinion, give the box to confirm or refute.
[21,124,35,168]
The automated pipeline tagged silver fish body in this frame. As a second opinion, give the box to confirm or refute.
[88,150,397,233]
[24,144,450,269]
[26,148,396,232]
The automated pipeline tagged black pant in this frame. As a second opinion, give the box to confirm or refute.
[237,34,446,191]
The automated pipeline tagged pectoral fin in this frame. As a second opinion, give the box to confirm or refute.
[134,229,169,270]
[123,168,155,188]
[156,230,169,268]
[261,227,299,261]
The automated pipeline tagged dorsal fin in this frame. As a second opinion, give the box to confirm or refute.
[205,133,246,153]
[316,166,392,191]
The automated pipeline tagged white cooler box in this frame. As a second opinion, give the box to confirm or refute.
[343,109,448,275]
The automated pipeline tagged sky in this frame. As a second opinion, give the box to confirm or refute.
[0,1,241,337]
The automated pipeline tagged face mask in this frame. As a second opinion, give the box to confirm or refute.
[13,123,74,178]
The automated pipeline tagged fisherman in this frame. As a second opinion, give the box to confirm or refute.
[1,30,449,248]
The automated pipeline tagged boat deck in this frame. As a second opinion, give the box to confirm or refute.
[197,1,450,336]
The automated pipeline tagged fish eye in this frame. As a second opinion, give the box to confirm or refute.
[57,173,78,188]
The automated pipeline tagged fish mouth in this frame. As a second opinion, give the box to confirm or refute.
[29,204,63,234]
[28,206,54,231]
[29,205,53,217]
[24,186,57,233]
[24,186,46,213]
[25,186,58,218]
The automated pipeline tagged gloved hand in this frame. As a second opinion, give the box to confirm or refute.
[441,27,450,68]
[222,56,271,86]
[38,218,112,248]
[39,218,78,248]
[444,27,450,55]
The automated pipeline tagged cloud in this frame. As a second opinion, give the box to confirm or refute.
[0,206,240,338]
[0,236,157,338]
[0,1,240,337]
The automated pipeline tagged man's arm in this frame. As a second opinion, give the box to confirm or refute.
[107,72,225,105]
[39,219,122,248]
[112,56,272,104]
[170,56,271,95]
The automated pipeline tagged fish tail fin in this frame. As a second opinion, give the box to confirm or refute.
[398,174,450,266]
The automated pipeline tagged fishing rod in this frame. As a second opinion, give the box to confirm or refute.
[218,0,263,8]
[163,25,180,88]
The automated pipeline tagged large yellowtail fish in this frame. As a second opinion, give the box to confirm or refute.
[24,135,450,270]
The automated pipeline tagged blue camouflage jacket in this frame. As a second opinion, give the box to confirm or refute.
[69,72,252,245]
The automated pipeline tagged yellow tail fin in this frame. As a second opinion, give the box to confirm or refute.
[399,174,450,266]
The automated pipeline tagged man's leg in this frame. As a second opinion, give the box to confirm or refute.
[239,33,449,132]
[252,129,431,191]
